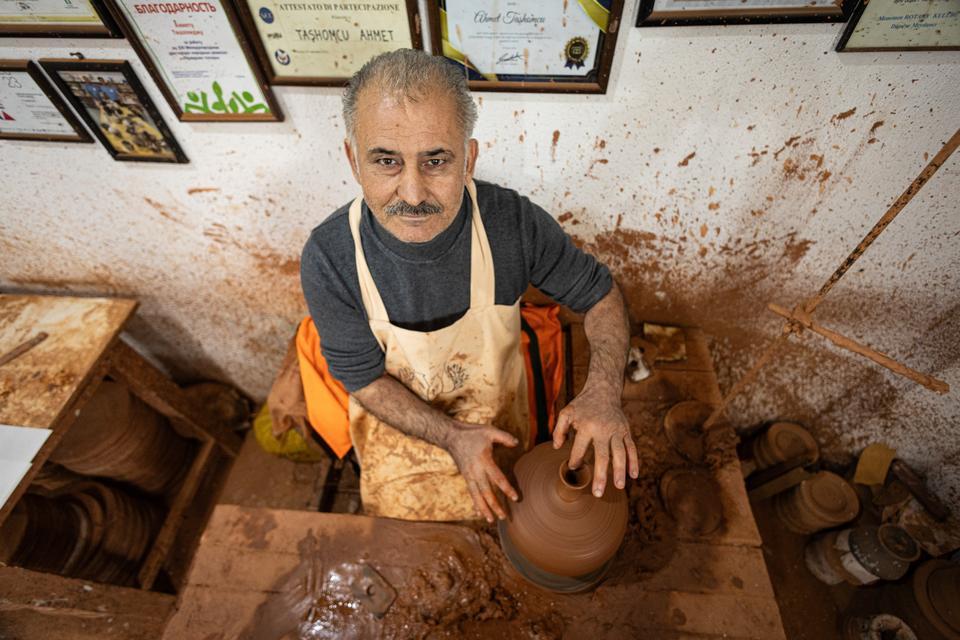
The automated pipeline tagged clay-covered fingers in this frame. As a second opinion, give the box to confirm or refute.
[625,433,640,479]
[487,461,519,503]
[552,409,573,449]
[467,479,495,523]
[567,429,591,472]
[592,443,610,497]
[610,437,627,490]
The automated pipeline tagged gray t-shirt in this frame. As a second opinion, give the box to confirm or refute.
[300,179,612,392]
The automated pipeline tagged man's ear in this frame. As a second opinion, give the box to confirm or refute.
[464,138,479,183]
[344,138,361,183]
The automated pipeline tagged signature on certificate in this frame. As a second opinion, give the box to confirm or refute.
[497,51,524,63]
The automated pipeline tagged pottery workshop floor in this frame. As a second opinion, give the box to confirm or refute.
[215,429,851,640]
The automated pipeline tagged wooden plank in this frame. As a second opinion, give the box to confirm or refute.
[165,505,784,640]
[0,566,174,640]
[138,438,216,589]
[108,340,241,456]
[0,294,137,427]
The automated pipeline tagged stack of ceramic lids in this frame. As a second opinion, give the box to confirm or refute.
[806,524,920,586]
[752,422,820,470]
[0,478,161,587]
[773,470,860,535]
[51,381,194,498]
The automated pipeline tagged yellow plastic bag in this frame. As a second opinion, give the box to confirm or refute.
[252,403,324,463]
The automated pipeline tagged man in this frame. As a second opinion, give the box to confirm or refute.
[300,49,637,523]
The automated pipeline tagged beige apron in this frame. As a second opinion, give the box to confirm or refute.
[347,179,530,521]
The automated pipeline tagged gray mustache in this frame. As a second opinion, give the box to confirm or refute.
[384,201,443,216]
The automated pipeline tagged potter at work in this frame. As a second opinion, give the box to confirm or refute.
[299,49,639,523]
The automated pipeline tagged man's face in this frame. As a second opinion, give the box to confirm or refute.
[345,88,478,244]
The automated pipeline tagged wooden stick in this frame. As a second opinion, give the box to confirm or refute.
[137,438,216,589]
[0,332,48,367]
[803,128,960,314]
[703,130,960,429]
[768,303,949,394]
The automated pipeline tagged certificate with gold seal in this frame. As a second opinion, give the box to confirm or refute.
[427,0,624,94]
[236,0,422,85]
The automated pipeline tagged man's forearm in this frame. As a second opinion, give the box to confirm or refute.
[582,281,630,402]
[352,374,455,449]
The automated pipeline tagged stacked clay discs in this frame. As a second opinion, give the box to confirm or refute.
[752,422,820,470]
[773,471,860,534]
[0,479,162,586]
[51,381,194,497]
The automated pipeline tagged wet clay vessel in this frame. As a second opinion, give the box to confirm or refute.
[498,441,628,593]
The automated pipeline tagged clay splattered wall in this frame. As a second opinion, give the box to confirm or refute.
[1,7,958,500]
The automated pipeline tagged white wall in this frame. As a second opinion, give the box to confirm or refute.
[2,1,958,500]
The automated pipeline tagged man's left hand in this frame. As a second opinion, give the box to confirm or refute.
[552,386,639,497]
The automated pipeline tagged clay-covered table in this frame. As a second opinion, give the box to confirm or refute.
[163,325,786,639]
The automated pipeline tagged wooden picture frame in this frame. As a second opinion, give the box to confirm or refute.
[40,59,188,163]
[637,0,853,26]
[0,0,122,38]
[234,0,422,86]
[836,0,960,52]
[103,0,282,121]
[0,60,92,142]
[425,0,624,94]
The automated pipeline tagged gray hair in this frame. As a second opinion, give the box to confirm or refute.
[342,49,478,146]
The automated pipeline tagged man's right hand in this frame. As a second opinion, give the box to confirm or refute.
[445,422,519,523]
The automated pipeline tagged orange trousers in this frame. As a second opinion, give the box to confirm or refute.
[295,303,565,458]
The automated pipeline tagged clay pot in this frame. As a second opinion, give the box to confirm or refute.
[806,524,919,586]
[773,471,860,534]
[498,442,628,592]
[752,422,819,470]
[663,400,715,463]
[658,468,723,537]
[913,560,960,640]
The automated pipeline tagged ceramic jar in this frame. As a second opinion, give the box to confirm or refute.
[498,442,628,592]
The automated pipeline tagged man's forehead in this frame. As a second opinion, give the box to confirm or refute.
[354,88,462,147]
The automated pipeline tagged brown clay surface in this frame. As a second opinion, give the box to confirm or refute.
[164,504,785,640]
[503,441,628,578]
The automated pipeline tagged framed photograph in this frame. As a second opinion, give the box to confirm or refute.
[425,0,625,94]
[637,0,853,26]
[40,59,188,163]
[104,0,282,121]
[234,0,421,85]
[0,60,92,142]
[836,0,960,51]
[0,0,121,37]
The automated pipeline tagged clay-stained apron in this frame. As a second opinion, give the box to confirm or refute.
[347,179,529,521]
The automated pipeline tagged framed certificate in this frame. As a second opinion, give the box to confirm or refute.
[836,0,960,51]
[234,0,421,85]
[0,60,92,142]
[426,0,625,94]
[40,59,188,163]
[105,0,282,121]
[0,0,121,37]
[637,0,852,25]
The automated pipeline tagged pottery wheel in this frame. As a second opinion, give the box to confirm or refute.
[497,519,610,593]
[659,468,723,537]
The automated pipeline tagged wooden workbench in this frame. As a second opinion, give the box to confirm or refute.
[163,324,786,639]
[0,293,242,635]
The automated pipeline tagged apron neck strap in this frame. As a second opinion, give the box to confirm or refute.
[466,179,496,309]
